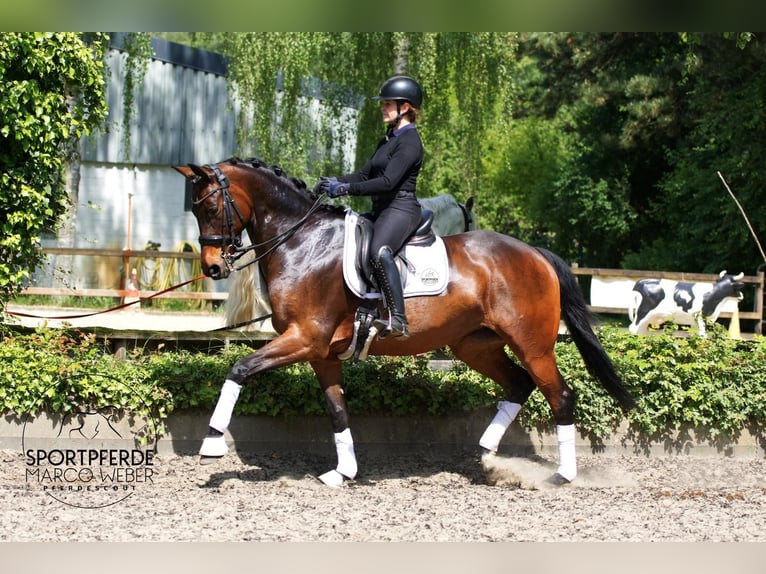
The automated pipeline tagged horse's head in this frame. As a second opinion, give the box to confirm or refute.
[174,161,252,279]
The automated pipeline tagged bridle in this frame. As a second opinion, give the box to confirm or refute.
[194,163,247,252]
[193,162,326,273]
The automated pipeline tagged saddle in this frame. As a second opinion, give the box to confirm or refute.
[339,209,450,362]
[353,210,435,288]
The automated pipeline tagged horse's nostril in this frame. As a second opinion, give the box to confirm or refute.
[207,265,222,279]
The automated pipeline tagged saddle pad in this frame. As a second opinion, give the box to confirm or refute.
[342,211,449,299]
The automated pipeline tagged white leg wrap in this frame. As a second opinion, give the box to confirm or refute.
[334,428,358,479]
[208,379,242,433]
[479,401,522,453]
[556,424,577,482]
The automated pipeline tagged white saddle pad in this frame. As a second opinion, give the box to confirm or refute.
[342,210,449,299]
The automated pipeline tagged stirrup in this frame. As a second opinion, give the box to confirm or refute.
[374,314,410,340]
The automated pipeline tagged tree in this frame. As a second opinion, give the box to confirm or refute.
[149,32,765,275]
[638,33,766,274]
[503,33,688,266]
[0,33,108,299]
[502,32,765,274]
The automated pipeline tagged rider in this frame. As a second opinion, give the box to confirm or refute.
[315,75,424,340]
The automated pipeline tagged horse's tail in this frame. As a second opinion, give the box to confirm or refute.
[537,247,637,412]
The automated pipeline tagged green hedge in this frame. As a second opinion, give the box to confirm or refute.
[2,324,765,443]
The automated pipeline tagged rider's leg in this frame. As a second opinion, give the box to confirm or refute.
[368,206,420,339]
[371,245,409,339]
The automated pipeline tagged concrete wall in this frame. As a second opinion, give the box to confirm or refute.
[5,411,764,459]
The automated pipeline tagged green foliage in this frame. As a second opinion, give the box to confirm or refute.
[641,35,766,273]
[2,326,766,448]
[153,32,765,273]
[511,32,765,272]
[0,328,171,438]
[149,32,765,274]
[0,33,108,299]
[116,33,153,162]
[605,324,766,440]
[181,33,518,204]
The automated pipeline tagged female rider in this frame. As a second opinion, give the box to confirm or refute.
[316,75,424,340]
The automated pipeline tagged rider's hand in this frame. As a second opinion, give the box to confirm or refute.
[326,180,350,198]
[313,176,337,196]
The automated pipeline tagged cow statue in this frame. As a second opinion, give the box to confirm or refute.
[628,271,745,336]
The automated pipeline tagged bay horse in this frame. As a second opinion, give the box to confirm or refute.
[174,157,636,487]
[224,193,477,333]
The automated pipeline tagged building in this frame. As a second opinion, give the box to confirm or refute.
[37,35,357,295]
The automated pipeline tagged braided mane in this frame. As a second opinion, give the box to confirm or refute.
[223,156,345,217]
[224,156,308,191]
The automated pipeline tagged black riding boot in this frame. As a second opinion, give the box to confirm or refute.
[371,246,410,339]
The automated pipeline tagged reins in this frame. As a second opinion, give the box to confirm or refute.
[4,162,326,331]
[2,274,207,321]
[229,193,327,272]
[3,273,274,331]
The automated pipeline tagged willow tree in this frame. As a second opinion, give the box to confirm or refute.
[205,33,518,210]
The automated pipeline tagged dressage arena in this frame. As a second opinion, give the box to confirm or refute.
[2,418,765,543]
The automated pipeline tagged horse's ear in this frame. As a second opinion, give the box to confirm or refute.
[465,196,474,211]
[189,164,211,180]
[172,164,210,181]
[173,165,193,178]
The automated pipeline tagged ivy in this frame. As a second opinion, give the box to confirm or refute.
[0,33,108,300]
[114,32,153,161]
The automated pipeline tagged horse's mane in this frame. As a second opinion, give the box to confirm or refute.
[223,156,345,217]
[224,156,309,191]
[221,156,345,332]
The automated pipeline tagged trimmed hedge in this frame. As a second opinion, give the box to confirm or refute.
[2,324,765,443]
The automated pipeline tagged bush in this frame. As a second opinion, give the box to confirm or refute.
[2,324,765,443]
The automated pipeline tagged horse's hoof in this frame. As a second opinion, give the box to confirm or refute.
[545,472,572,486]
[199,434,228,457]
[317,469,348,488]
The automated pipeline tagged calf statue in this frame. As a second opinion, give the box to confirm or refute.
[628,271,745,336]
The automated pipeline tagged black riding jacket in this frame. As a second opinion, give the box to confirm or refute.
[340,123,423,216]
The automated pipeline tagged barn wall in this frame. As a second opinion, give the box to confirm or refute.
[36,38,239,291]
[80,40,238,166]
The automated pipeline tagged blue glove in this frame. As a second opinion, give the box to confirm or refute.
[313,176,337,196]
[326,180,350,198]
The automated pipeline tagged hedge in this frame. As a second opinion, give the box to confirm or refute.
[2,324,765,444]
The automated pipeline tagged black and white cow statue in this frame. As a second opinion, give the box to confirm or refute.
[628,271,745,336]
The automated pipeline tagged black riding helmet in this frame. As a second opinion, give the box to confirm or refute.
[372,75,423,109]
